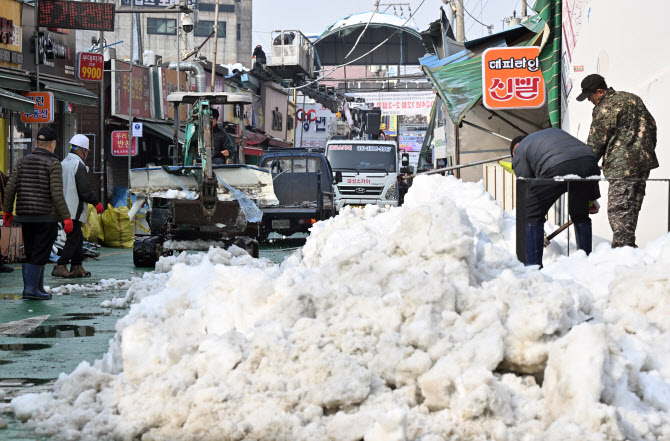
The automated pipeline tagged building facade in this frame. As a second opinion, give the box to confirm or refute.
[83,0,253,68]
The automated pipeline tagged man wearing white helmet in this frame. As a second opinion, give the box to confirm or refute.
[52,134,104,278]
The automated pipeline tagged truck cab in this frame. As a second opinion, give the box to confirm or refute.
[258,148,335,240]
[325,140,399,211]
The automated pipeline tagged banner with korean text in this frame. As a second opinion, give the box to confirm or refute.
[344,91,435,116]
[482,46,546,110]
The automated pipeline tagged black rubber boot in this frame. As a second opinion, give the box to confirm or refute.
[525,223,545,268]
[22,264,52,300]
[574,222,593,255]
[38,266,47,294]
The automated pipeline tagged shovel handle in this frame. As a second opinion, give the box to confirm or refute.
[546,220,574,242]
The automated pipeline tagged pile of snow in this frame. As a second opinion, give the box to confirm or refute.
[47,278,136,295]
[12,175,670,441]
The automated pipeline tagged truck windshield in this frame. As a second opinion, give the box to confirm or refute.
[326,144,396,173]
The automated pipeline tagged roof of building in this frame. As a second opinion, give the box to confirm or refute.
[317,11,421,41]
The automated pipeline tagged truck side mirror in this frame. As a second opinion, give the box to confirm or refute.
[401,152,410,167]
[333,171,342,184]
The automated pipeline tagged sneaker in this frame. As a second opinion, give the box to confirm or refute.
[68,265,91,278]
[0,264,14,273]
[51,264,71,278]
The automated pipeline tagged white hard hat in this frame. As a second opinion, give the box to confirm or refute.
[69,134,90,150]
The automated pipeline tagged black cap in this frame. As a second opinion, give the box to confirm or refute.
[36,127,57,142]
[510,135,526,157]
[576,74,608,102]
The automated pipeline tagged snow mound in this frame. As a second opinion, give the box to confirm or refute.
[12,175,670,441]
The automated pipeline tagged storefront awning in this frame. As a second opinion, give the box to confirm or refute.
[110,115,186,144]
[143,121,185,145]
[420,15,547,125]
[40,79,98,106]
[0,69,31,91]
[0,88,35,113]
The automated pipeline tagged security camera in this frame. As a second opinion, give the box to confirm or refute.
[181,14,194,33]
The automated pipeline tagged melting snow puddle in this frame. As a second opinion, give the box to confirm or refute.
[15,325,96,339]
[0,344,51,352]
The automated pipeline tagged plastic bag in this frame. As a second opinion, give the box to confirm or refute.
[102,204,134,248]
[82,204,105,244]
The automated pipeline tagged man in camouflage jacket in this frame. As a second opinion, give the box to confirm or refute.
[578,74,658,248]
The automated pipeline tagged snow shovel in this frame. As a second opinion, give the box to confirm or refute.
[544,220,574,247]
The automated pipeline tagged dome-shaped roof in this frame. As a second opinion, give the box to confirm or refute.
[317,11,421,41]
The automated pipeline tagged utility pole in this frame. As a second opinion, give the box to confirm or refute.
[211,0,220,91]
[455,0,465,42]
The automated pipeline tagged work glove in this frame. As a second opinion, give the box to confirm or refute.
[589,200,600,215]
[2,212,12,226]
[63,218,73,234]
[95,203,104,214]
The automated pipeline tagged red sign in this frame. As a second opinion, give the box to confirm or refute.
[77,52,103,81]
[482,47,546,110]
[21,92,54,123]
[111,131,138,157]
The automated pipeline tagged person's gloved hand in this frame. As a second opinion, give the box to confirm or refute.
[95,203,104,214]
[63,218,73,234]
[589,200,600,215]
[2,212,12,226]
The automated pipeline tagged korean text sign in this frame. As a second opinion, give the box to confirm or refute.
[482,47,545,110]
[21,92,54,123]
[111,131,138,157]
[77,52,103,81]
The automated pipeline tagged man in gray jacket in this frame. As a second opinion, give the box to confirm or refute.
[52,134,104,278]
[511,128,601,267]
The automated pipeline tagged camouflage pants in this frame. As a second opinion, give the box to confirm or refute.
[608,171,650,248]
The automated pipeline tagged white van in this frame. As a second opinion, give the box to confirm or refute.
[325,140,399,211]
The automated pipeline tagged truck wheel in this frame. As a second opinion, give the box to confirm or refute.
[133,236,163,268]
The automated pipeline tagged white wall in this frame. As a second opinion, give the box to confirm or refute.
[561,0,670,246]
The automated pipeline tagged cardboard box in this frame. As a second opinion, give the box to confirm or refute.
[0,225,25,263]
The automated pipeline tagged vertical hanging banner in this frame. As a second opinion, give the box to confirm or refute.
[482,46,546,110]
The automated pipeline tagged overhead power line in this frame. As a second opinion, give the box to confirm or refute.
[461,0,490,27]
[285,0,428,91]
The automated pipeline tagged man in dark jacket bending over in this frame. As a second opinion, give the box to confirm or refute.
[511,128,601,267]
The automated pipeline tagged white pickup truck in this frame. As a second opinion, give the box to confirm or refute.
[325,140,399,211]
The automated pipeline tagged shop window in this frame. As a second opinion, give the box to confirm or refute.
[194,21,226,38]
[147,18,177,35]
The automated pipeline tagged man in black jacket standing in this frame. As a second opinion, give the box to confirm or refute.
[511,128,601,267]
[211,108,236,164]
[3,127,73,300]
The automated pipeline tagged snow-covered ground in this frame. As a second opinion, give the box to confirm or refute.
[11,175,670,441]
